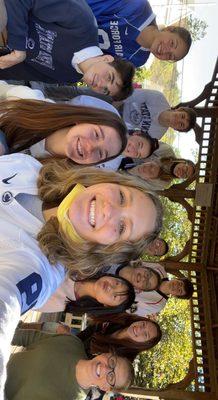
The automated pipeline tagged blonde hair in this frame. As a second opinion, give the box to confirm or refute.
[37,159,163,279]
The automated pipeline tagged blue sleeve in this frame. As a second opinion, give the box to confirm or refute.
[87,0,155,29]
[5,0,34,50]
[5,0,96,50]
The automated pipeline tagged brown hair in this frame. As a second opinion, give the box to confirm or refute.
[158,157,196,182]
[78,313,162,361]
[0,99,127,163]
[111,58,135,101]
[174,278,194,300]
[37,160,163,278]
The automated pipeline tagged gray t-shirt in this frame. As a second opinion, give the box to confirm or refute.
[120,89,170,139]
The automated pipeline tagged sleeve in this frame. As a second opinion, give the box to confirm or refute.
[152,142,176,160]
[0,80,52,101]
[11,328,54,347]
[145,262,167,279]
[5,0,97,50]
[0,299,21,400]
[5,0,34,51]
[87,0,155,31]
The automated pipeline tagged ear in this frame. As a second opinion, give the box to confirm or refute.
[102,55,114,63]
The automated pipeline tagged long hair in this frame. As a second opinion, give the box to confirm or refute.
[37,160,163,279]
[0,99,127,163]
[158,157,196,182]
[65,274,135,316]
[78,313,162,361]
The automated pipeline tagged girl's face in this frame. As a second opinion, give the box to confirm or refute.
[150,30,187,61]
[65,123,122,164]
[173,162,194,179]
[94,276,129,306]
[126,320,158,343]
[133,161,160,180]
[68,183,157,245]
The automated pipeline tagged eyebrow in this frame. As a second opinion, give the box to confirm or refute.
[111,72,115,85]
[99,126,105,139]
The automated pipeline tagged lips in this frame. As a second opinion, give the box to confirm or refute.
[76,138,83,158]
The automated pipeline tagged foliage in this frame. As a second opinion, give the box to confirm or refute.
[134,298,193,389]
[134,66,151,83]
[134,59,181,106]
[142,195,192,262]
[185,15,208,42]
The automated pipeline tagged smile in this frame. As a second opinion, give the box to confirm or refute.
[157,44,162,55]
[96,362,101,378]
[89,198,96,227]
[77,138,83,157]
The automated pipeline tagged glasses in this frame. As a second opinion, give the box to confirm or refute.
[106,354,117,387]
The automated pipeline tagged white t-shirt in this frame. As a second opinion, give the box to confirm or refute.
[36,277,76,313]
[133,263,168,317]
[120,89,170,139]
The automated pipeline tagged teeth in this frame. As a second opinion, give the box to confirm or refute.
[89,199,96,227]
[96,363,101,377]
[77,139,83,157]
[157,44,161,54]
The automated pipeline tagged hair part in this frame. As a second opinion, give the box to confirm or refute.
[110,57,135,101]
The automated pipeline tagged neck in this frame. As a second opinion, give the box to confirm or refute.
[159,280,170,295]
[45,127,69,156]
[158,110,171,127]
[74,281,96,299]
[136,25,159,48]
[76,359,91,389]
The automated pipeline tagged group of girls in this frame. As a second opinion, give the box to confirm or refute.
[0,68,197,398]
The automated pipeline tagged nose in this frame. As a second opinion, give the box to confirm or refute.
[127,141,136,157]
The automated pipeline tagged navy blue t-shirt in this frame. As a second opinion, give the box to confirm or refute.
[87,0,156,67]
[4,0,99,83]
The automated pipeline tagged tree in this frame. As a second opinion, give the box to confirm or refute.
[185,15,208,42]
[134,298,193,389]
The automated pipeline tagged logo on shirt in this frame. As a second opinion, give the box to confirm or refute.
[2,173,17,185]
[130,102,151,132]
[1,191,13,204]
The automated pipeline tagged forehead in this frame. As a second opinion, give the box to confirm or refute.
[115,357,129,387]
[107,65,123,90]
[128,188,157,241]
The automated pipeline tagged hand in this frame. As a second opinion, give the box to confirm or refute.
[56,323,71,335]
[0,50,26,69]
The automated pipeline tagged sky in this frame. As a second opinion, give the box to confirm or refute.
[149,0,218,160]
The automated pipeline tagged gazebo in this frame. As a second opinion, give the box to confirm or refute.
[122,58,218,400]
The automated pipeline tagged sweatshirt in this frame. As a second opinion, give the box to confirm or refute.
[3,0,99,83]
